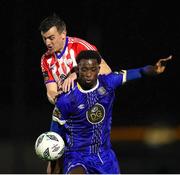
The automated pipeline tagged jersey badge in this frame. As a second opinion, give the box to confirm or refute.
[97,87,106,95]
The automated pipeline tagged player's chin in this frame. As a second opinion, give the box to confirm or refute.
[48,48,54,54]
[85,81,96,89]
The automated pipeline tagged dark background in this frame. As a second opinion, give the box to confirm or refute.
[0,0,179,173]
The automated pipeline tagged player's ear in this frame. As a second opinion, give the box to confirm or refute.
[61,30,66,40]
[98,66,100,72]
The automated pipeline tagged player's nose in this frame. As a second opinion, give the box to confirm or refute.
[45,38,52,46]
[86,70,93,77]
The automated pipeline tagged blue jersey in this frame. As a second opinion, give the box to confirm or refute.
[51,69,143,152]
[50,69,143,173]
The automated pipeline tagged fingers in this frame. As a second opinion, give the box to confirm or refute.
[156,55,173,67]
[166,55,172,60]
[161,55,173,66]
[160,55,172,62]
[158,56,171,63]
[71,78,74,89]
[62,77,74,93]
[62,78,69,92]
[59,73,77,93]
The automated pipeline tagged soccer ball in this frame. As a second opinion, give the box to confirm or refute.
[35,131,65,161]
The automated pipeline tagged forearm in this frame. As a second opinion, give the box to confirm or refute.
[140,65,158,76]
[123,65,157,83]
[46,82,59,104]
[123,68,143,83]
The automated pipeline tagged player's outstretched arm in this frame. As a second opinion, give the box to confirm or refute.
[120,55,173,84]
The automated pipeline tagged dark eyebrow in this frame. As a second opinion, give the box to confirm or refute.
[43,35,55,40]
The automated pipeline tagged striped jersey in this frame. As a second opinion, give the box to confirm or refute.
[41,36,97,85]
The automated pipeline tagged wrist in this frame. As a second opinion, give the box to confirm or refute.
[141,65,158,76]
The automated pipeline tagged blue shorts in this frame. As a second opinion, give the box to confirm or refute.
[63,148,120,174]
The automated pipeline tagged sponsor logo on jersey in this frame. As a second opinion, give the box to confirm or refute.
[78,104,85,109]
[86,103,105,124]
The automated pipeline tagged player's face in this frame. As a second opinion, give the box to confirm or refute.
[41,26,66,54]
[78,59,100,89]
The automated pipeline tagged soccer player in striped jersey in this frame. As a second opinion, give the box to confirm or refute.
[39,14,111,105]
[50,50,172,174]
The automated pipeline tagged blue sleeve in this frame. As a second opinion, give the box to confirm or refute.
[50,120,66,140]
[126,68,143,81]
[50,121,63,134]
[101,67,143,89]
[102,66,149,89]
[101,73,123,89]
[126,65,157,82]
[116,67,145,84]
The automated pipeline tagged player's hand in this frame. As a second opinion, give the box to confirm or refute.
[61,72,77,93]
[155,55,172,74]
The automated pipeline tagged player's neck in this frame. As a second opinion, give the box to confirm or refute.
[77,80,99,93]
[55,37,68,56]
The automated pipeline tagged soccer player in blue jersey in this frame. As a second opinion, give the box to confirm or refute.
[49,50,172,174]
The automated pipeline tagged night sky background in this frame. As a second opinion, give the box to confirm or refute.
[0,0,180,173]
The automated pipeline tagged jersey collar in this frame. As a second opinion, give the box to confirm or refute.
[55,36,68,59]
[77,79,99,93]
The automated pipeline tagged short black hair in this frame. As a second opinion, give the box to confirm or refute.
[39,14,66,33]
[76,50,102,64]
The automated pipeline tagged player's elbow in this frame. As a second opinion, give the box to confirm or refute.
[47,92,55,105]
[99,59,112,75]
